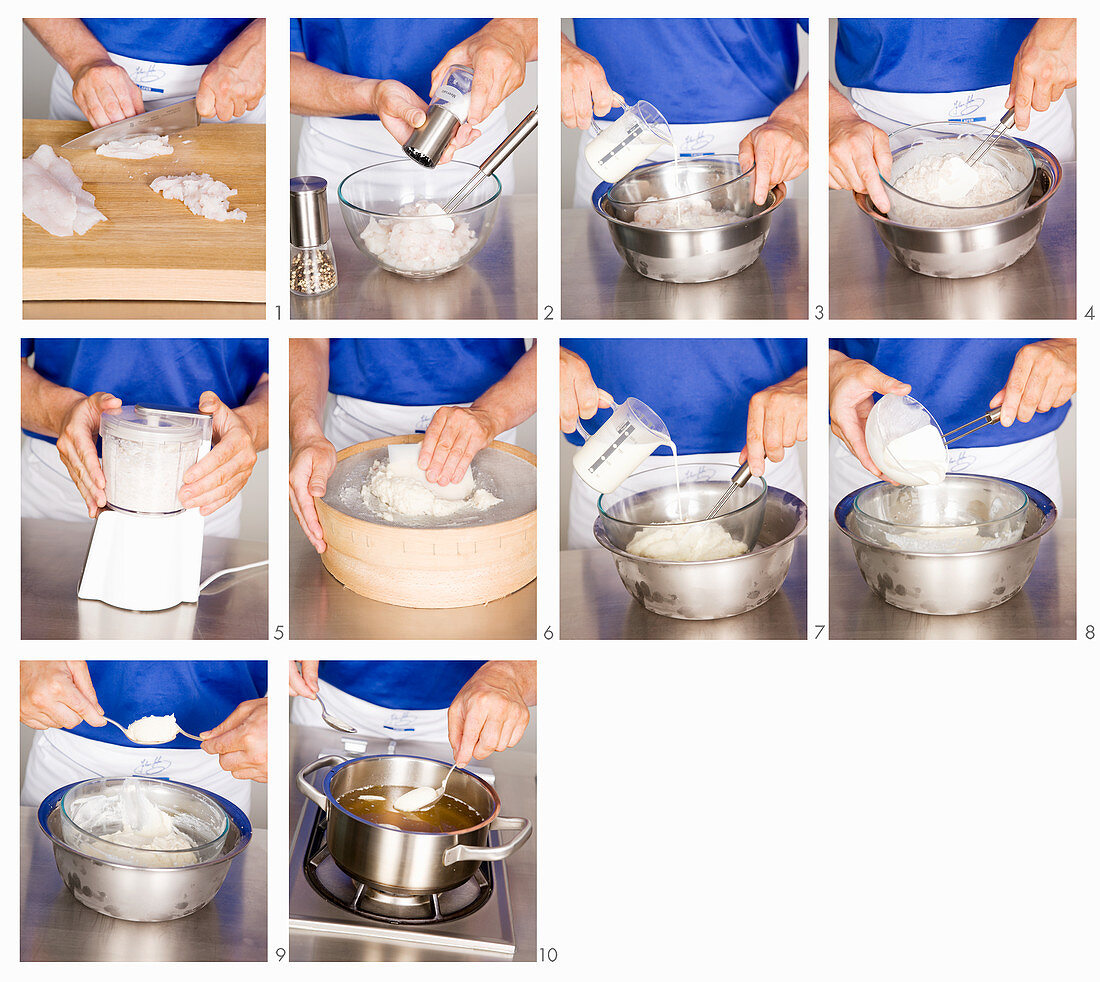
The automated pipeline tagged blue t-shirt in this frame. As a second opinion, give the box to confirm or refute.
[561,340,806,456]
[832,339,1070,447]
[836,19,1036,93]
[21,339,269,445]
[573,18,807,124]
[319,661,485,711]
[328,339,526,406]
[291,19,490,120]
[71,660,267,749]
[82,19,255,67]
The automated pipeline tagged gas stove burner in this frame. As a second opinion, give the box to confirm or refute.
[303,809,495,926]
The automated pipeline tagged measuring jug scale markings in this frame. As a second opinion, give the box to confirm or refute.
[586,101,677,184]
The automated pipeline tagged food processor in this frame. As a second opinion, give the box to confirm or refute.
[78,404,212,611]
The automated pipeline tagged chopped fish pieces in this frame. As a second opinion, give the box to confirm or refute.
[150,173,246,223]
[96,134,174,159]
[23,144,107,237]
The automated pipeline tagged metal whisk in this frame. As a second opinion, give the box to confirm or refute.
[703,461,753,520]
[965,108,1015,169]
[444,108,538,213]
[942,407,1002,444]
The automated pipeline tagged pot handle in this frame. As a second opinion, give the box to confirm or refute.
[443,816,533,865]
[295,754,345,810]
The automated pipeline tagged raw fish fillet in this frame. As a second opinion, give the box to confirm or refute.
[22,144,107,237]
[96,134,173,159]
[150,173,246,222]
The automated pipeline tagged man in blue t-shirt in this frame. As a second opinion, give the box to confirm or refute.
[829,339,1075,508]
[560,340,807,549]
[289,338,535,554]
[20,660,268,814]
[290,18,537,190]
[25,18,266,125]
[289,661,535,767]
[21,339,269,538]
[829,18,1076,213]
[562,19,809,208]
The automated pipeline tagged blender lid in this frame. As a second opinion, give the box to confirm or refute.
[100,404,212,443]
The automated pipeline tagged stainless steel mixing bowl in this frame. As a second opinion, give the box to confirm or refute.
[854,142,1060,278]
[38,779,251,922]
[597,463,767,554]
[852,476,1028,553]
[594,486,806,620]
[605,155,758,220]
[835,476,1056,615]
[592,175,785,283]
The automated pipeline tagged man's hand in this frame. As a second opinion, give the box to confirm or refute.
[560,32,615,129]
[56,392,122,518]
[289,661,319,699]
[559,346,612,434]
[288,431,336,554]
[419,406,498,485]
[1008,19,1076,131]
[829,84,892,213]
[201,698,268,783]
[829,351,912,476]
[72,59,144,127]
[178,391,259,516]
[739,79,809,206]
[431,18,536,127]
[990,339,1076,425]
[448,662,535,767]
[740,369,808,476]
[373,78,480,164]
[197,19,266,121]
[20,661,105,730]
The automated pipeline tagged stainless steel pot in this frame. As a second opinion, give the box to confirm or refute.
[37,780,251,922]
[854,142,1061,278]
[593,485,807,620]
[835,476,1056,615]
[296,754,532,896]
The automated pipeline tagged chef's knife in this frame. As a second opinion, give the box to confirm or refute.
[61,98,200,150]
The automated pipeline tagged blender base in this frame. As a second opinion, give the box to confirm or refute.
[78,508,205,611]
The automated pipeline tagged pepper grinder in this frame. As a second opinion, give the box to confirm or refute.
[403,65,474,168]
[290,176,338,296]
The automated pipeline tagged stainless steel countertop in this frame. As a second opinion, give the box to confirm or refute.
[291,195,536,321]
[560,539,806,640]
[289,722,536,962]
[289,513,535,640]
[21,518,268,641]
[20,808,267,962]
[829,162,1076,319]
[829,518,1075,639]
[560,195,807,320]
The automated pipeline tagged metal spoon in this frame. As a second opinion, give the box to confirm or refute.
[703,461,753,520]
[315,692,356,733]
[102,717,202,744]
[393,762,459,812]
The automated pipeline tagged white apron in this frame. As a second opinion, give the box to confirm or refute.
[21,436,243,538]
[50,53,266,124]
[572,116,767,208]
[20,728,252,815]
[829,431,1062,512]
[850,84,1075,161]
[566,448,804,551]
[296,108,513,198]
[324,394,516,454]
[291,679,450,745]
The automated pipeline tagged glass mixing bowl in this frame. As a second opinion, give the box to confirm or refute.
[605,155,758,227]
[851,476,1029,553]
[337,159,500,278]
[597,463,767,555]
[879,121,1036,229]
[60,777,230,868]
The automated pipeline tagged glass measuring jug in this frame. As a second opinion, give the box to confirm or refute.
[572,398,673,493]
[585,101,675,184]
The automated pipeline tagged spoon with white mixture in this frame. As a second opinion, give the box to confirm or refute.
[103,713,202,745]
[392,762,459,812]
[314,691,357,733]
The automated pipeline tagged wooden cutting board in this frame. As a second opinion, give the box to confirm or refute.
[23,119,266,302]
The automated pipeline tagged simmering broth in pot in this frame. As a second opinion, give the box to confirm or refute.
[337,785,484,833]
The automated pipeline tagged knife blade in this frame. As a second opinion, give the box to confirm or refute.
[61,99,200,150]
